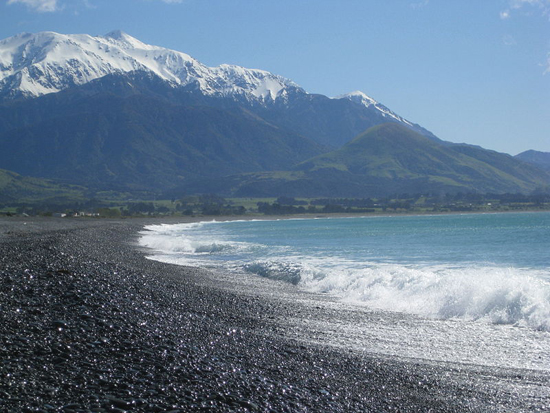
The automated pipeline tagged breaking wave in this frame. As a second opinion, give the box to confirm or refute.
[139,220,550,331]
[244,258,550,331]
[139,221,263,257]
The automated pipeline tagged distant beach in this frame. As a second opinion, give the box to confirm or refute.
[1,217,548,412]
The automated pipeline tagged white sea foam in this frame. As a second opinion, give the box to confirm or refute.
[140,222,204,249]
[139,221,267,263]
[302,261,550,331]
[235,257,550,331]
[139,219,550,331]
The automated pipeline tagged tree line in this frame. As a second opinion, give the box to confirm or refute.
[2,192,549,217]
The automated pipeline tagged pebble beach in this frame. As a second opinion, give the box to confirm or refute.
[1,217,548,412]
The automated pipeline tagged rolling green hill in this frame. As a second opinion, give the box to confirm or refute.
[515,150,550,171]
[299,123,548,190]
[197,124,550,197]
[1,74,548,201]
[0,169,86,203]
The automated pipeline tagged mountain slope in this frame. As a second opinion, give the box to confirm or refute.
[0,73,324,190]
[206,124,549,197]
[0,30,303,102]
[0,30,547,198]
[0,30,431,148]
[0,168,85,202]
[515,150,550,171]
[298,123,549,192]
[239,91,439,148]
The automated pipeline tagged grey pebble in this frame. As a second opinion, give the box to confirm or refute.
[0,217,537,412]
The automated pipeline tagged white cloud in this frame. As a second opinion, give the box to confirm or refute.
[501,0,550,19]
[411,0,429,9]
[82,0,95,9]
[501,0,550,73]
[7,0,58,12]
[7,0,184,13]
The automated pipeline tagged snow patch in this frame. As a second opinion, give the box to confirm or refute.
[338,90,378,107]
[337,91,413,127]
[0,30,304,103]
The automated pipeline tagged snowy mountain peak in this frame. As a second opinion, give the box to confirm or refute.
[103,29,130,40]
[216,64,300,100]
[0,30,421,134]
[338,91,378,107]
[101,30,159,52]
[0,30,303,102]
[337,91,413,127]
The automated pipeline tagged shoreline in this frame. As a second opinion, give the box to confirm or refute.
[1,217,548,412]
[4,203,548,224]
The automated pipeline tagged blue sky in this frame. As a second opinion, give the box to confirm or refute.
[1,0,549,155]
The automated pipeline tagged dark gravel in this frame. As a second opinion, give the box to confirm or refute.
[0,217,546,412]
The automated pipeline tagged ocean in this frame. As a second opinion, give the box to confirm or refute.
[139,212,550,373]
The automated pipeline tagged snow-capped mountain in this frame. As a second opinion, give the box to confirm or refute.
[1,31,547,198]
[0,30,414,126]
[337,91,413,127]
[0,30,303,101]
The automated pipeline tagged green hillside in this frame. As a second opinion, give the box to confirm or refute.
[516,150,550,171]
[1,73,548,200]
[0,169,86,203]
[199,124,549,197]
[294,123,549,193]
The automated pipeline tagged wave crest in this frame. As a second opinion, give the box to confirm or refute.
[139,220,550,331]
[243,259,550,331]
[243,261,303,285]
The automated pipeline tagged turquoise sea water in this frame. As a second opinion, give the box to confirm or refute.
[140,211,550,376]
[140,212,550,332]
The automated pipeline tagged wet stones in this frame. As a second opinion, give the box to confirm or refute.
[52,320,69,330]
[1,218,535,412]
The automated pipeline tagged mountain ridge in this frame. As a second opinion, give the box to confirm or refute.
[166,124,550,198]
[298,123,549,190]
[0,30,427,137]
[0,30,302,103]
[0,31,548,198]
[515,150,550,171]
[0,72,325,189]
